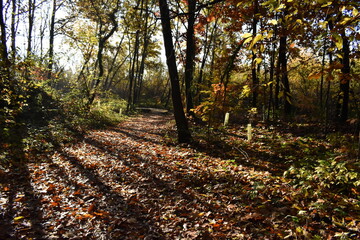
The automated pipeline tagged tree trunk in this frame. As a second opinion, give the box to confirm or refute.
[279,34,291,118]
[10,0,17,61]
[88,12,118,106]
[158,0,191,143]
[27,0,36,58]
[0,0,9,66]
[267,38,276,121]
[251,0,258,108]
[339,31,350,123]
[184,0,196,115]
[0,0,11,109]
[197,18,218,104]
[47,0,56,79]
[127,30,140,111]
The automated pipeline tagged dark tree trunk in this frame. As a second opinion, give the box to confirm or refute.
[339,32,350,123]
[88,11,118,106]
[251,0,258,108]
[184,0,196,115]
[11,0,17,61]
[0,0,9,65]
[158,0,191,143]
[267,38,276,121]
[27,0,36,58]
[127,30,140,111]
[279,34,291,118]
[0,0,11,109]
[197,19,217,103]
[47,0,56,79]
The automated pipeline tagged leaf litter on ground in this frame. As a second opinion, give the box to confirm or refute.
[0,113,359,239]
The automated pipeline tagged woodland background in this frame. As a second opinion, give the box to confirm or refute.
[0,0,360,239]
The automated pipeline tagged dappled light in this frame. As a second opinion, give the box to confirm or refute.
[1,0,360,239]
[1,113,359,239]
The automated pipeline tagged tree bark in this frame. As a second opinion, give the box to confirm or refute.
[184,0,196,115]
[47,0,56,79]
[88,8,118,106]
[127,30,140,111]
[11,0,17,61]
[251,0,258,108]
[279,34,291,118]
[27,0,36,58]
[339,31,350,123]
[0,0,9,66]
[158,0,191,143]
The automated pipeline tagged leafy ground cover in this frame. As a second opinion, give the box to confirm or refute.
[0,113,359,239]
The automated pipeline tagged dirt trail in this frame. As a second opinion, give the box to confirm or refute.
[1,113,349,239]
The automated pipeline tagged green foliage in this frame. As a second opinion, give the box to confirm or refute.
[285,155,360,192]
[0,78,127,167]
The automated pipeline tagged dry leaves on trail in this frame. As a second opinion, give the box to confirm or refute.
[0,114,358,239]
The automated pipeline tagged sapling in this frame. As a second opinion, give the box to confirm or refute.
[247,108,257,142]
[224,112,230,127]
[247,123,252,142]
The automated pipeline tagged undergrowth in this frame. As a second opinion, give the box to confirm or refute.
[0,86,126,167]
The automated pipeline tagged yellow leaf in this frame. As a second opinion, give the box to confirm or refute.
[254,58,263,64]
[249,34,263,49]
[353,8,359,17]
[242,33,252,39]
[269,19,278,25]
[332,33,343,50]
[321,1,332,7]
[14,216,25,221]
[243,37,253,45]
[260,44,265,52]
[277,3,286,10]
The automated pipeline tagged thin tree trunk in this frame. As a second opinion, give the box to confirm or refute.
[127,30,140,111]
[88,10,118,106]
[0,0,9,65]
[267,38,276,121]
[158,0,191,143]
[27,0,36,58]
[325,20,334,129]
[251,0,258,108]
[47,0,56,79]
[0,0,11,110]
[197,18,218,104]
[279,34,291,118]
[319,40,326,110]
[11,0,17,61]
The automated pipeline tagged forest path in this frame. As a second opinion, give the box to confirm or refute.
[0,113,354,239]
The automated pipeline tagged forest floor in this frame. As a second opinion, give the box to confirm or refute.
[0,112,359,239]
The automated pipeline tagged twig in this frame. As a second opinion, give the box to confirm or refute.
[233,146,250,161]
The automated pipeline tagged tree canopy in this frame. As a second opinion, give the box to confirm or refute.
[0,1,359,238]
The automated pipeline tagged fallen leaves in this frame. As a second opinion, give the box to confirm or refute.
[0,114,359,239]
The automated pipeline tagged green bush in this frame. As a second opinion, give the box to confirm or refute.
[285,155,360,193]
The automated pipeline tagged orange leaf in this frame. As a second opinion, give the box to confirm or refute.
[14,197,25,202]
[88,203,95,213]
[73,190,82,196]
[50,201,60,207]
[83,213,94,218]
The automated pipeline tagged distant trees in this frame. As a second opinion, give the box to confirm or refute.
[0,0,359,142]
